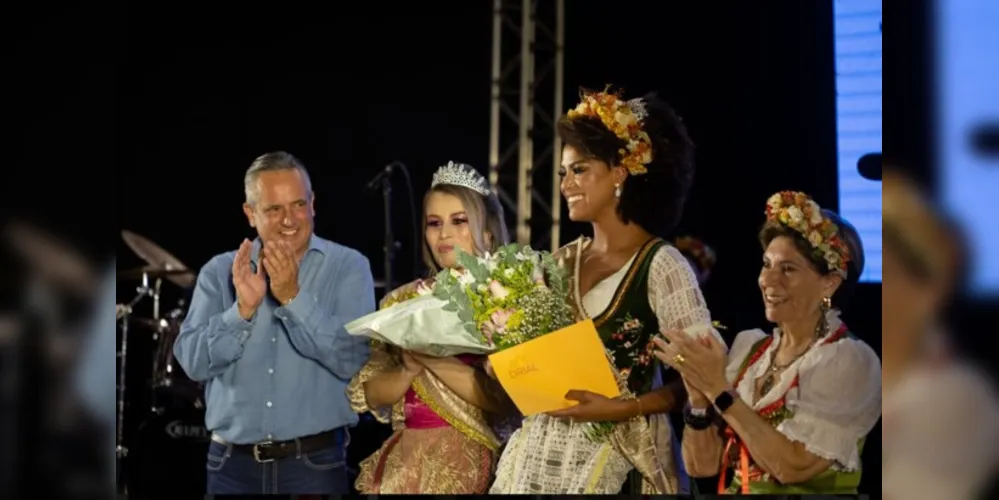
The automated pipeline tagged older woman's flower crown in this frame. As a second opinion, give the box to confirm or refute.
[765,191,851,277]
[565,87,653,175]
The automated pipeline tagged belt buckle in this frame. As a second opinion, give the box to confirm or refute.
[252,441,274,463]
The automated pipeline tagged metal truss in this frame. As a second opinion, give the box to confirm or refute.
[488,0,565,251]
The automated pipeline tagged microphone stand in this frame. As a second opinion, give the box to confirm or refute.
[116,274,152,495]
[379,166,396,292]
[366,161,413,293]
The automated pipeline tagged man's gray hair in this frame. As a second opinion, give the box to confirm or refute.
[244,151,313,205]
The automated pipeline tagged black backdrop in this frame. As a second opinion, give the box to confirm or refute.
[118,0,874,338]
[110,0,882,495]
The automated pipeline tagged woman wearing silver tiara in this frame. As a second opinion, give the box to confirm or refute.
[489,88,721,494]
[347,162,515,494]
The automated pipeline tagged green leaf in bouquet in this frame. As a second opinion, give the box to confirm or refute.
[441,302,458,312]
[501,245,521,266]
[541,252,569,299]
[432,285,450,302]
[454,250,477,271]
[432,269,456,293]
[457,309,474,324]
[454,249,490,283]
[462,321,479,337]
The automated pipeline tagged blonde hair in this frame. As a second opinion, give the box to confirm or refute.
[422,184,509,274]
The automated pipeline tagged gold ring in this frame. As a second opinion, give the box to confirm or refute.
[672,354,686,365]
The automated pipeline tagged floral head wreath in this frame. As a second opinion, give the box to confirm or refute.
[765,191,851,277]
[674,236,717,273]
[565,86,653,175]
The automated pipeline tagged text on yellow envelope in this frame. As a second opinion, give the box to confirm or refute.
[488,319,620,415]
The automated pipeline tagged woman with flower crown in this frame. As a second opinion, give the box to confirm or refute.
[489,88,721,494]
[653,191,882,494]
[346,162,515,494]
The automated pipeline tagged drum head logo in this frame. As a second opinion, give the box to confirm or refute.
[165,420,209,440]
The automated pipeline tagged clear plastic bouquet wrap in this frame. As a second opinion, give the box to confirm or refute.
[345,243,573,357]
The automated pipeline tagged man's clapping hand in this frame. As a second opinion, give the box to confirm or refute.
[233,239,266,320]
[262,239,300,305]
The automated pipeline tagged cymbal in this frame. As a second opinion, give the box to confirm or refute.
[117,265,195,283]
[129,316,174,331]
[121,230,195,288]
[3,220,98,297]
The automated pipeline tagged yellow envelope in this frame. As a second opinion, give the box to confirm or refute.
[488,319,620,415]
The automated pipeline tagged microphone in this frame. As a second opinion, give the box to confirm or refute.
[971,122,999,158]
[365,162,400,192]
[857,153,882,181]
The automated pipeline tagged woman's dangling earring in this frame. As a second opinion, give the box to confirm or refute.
[614,183,622,198]
[819,297,832,317]
[815,297,832,337]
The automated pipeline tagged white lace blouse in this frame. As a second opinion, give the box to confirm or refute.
[490,240,719,494]
[578,241,714,335]
[724,311,882,471]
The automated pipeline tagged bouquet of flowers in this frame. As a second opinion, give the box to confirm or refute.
[344,243,573,357]
[347,243,640,442]
[432,243,574,350]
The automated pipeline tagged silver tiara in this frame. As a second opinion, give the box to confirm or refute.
[431,161,490,195]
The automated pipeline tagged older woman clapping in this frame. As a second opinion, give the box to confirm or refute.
[653,192,881,495]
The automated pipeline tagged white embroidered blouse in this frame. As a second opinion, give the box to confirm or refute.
[724,310,882,471]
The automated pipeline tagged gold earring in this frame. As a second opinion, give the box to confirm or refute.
[614,183,622,198]
[821,296,832,309]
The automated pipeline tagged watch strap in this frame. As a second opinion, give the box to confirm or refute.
[713,389,736,414]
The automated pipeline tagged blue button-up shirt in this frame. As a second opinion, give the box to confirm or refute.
[173,235,373,444]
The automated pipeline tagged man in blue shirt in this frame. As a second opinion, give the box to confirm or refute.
[173,151,374,494]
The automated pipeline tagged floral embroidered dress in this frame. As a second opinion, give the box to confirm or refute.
[490,237,718,494]
[719,310,881,494]
[346,281,501,494]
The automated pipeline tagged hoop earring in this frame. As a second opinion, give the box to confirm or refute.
[614,183,622,198]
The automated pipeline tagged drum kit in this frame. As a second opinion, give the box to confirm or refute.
[117,230,207,494]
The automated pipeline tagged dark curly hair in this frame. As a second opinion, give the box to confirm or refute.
[758,209,864,311]
[557,91,695,236]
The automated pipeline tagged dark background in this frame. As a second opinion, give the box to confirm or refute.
[112,0,883,495]
[117,1,870,341]
[12,0,898,497]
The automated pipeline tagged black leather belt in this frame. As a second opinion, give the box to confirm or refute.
[228,428,345,463]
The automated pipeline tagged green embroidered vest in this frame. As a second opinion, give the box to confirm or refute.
[563,237,667,396]
[563,237,675,495]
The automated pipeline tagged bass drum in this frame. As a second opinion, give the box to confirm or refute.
[127,388,208,496]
